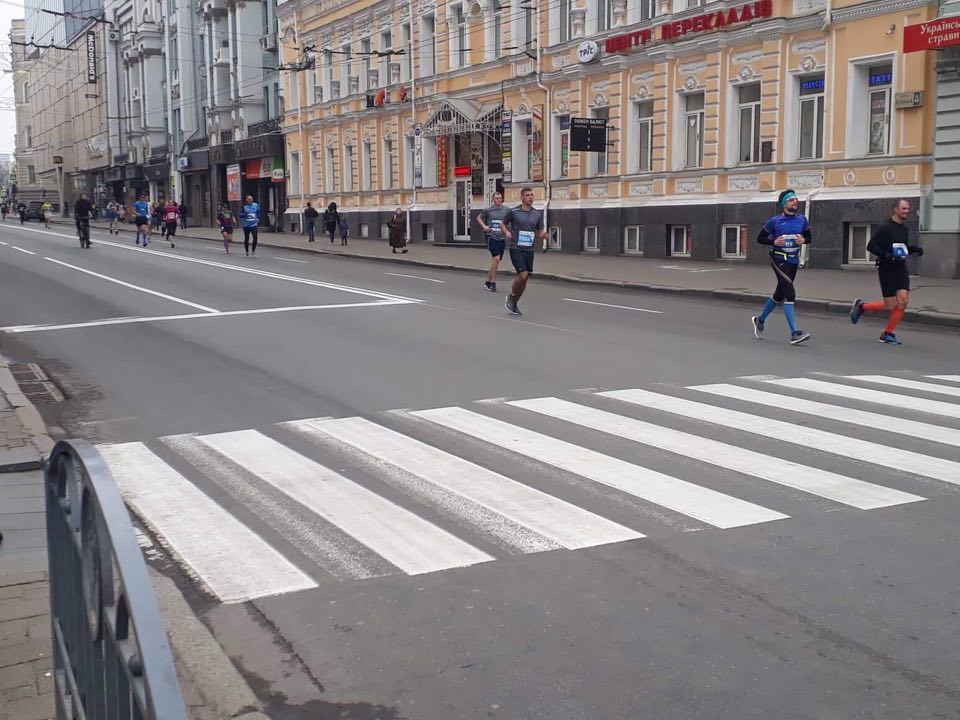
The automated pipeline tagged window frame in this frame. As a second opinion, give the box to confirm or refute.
[636,101,653,173]
[325,147,336,193]
[343,144,354,192]
[798,74,825,161]
[684,93,705,169]
[867,68,892,157]
[584,225,600,252]
[624,225,642,255]
[592,107,610,176]
[548,225,562,250]
[847,222,874,264]
[720,224,749,259]
[382,138,394,190]
[670,225,690,257]
[737,83,761,165]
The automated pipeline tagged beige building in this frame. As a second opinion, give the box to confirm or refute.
[278,0,940,269]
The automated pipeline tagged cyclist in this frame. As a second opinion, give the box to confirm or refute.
[74,193,94,248]
[133,194,151,246]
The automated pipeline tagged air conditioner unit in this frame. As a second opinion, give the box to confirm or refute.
[260,35,277,51]
[108,29,120,42]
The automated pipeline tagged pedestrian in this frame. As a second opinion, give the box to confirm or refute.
[242,194,260,256]
[303,202,319,242]
[323,202,340,244]
[106,199,119,234]
[133,194,151,246]
[477,191,510,292]
[217,203,234,252]
[41,199,53,228]
[1,201,7,221]
[500,188,545,315]
[849,199,923,345]
[17,200,26,224]
[162,200,178,248]
[387,207,407,254]
[338,214,349,245]
[179,202,188,229]
[751,188,812,345]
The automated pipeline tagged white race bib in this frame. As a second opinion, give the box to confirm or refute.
[517,230,535,248]
[489,219,502,234]
[892,242,908,258]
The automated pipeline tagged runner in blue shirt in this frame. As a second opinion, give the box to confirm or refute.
[133,194,151,247]
[751,189,812,345]
[241,195,260,256]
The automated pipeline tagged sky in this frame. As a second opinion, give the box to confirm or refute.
[0,0,23,155]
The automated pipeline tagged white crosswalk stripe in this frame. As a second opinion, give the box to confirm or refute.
[847,375,960,399]
[927,375,960,384]
[411,406,788,529]
[770,377,960,420]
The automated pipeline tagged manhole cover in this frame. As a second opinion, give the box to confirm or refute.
[9,363,66,404]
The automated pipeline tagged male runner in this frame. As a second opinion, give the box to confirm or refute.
[849,199,923,345]
[477,191,510,292]
[751,188,812,345]
[242,195,260,256]
[501,188,546,315]
[133,194,151,246]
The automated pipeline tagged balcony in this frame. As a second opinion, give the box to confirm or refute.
[113,152,128,164]
[248,118,280,136]
[186,135,209,151]
[219,129,234,145]
[148,145,170,162]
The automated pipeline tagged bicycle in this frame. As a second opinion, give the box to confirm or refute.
[77,216,91,248]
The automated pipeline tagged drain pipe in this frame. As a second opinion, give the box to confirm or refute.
[535,0,551,250]
[406,0,417,242]
[801,185,823,268]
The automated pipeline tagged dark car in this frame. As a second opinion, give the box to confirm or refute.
[25,201,60,220]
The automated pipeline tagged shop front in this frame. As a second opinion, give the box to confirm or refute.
[178,149,212,227]
[210,142,236,218]
[235,132,286,231]
[143,161,170,204]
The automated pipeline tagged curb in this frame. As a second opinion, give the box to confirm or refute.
[88,222,960,329]
[0,357,51,470]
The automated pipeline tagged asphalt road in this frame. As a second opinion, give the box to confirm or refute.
[1,219,959,720]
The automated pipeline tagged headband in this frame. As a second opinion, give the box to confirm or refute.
[780,191,797,208]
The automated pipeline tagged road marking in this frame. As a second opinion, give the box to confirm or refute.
[600,388,960,488]
[98,442,317,603]
[770,377,960,421]
[45,257,219,313]
[11,246,35,255]
[510,397,921,510]
[0,299,410,333]
[0,240,8,245]
[563,298,663,314]
[385,272,446,283]
[692,383,960,450]
[195,429,494,575]
[847,375,960,399]
[412,406,787,529]
[273,256,310,264]
[928,375,960,384]
[285,416,643,552]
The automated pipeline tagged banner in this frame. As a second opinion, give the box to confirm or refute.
[470,134,484,197]
[226,164,241,201]
[86,31,97,84]
[437,136,448,188]
[501,111,512,184]
[531,105,544,182]
[414,125,423,189]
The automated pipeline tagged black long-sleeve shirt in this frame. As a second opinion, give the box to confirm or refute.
[73,199,93,218]
[866,219,917,268]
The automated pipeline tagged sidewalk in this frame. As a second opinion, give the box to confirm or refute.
[87,220,960,327]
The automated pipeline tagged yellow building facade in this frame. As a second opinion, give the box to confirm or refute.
[278,0,938,267]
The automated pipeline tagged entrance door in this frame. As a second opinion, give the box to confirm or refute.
[454,179,470,241]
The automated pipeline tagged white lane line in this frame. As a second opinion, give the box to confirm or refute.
[412,406,787,529]
[692,383,960,450]
[195,430,494,575]
[600,388,960,489]
[511,397,921,510]
[385,272,447,283]
[45,257,219,313]
[771,377,960,421]
[0,240,8,245]
[98,442,317,603]
[847,375,960,399]
[563,298,663,314]
[0,299,409,333]
[273,257,310,264]
[928,375,960,384]
[285,416,643,552]
[11,246,35,255]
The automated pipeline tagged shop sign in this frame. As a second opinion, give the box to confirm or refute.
[501,111,513,184]
[577,40,601,64]
[530,106,544,183]
[414,129,423,189]
[244,156,284,180]
[570,117,607,152]
[438,136,448,187]
[86,31,97,84]
[605,0,772,53]
[894,91,923,109]
[904,17,960,53]
[226,164,241,201]
[470,134,484,197]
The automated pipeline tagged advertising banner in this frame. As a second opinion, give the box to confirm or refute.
[226,164,241,201]
[904,17,960,53]
[502,111,512,184]
[531,105,544,182]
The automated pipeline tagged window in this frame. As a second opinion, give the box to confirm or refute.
[380,30,392,84]
[361,141,372,191]
[686,0,704,7]
[401,24,412,81]
[380,223,390,239]
[22,82,28,99]
[624,225,642,254]
[798,75,825,160]
[684,94,704,168]
[640,0,656,21]
[847,223,874,264]
[512,118,532,181]
[737,83,761,164]
[670,225,690,256]
[289,151,301,193]
[595,0,613,32]
[25,125,32,148]
[325,147,336,193]
[493,6,503,60]
[322,51,333,102]
[360,38,371,91]
[274,82,281,118]
[311,149,320,193]
[404,136,415,187]
[341,44,352,94]
[558,0,571,42]
[27,166,35,184]
[360,223,369,238]
[555,115,570,178]
[343,145,354,191]
[548,225,562,250]
[636,101,653,172]
[584,225,599,252]
[721,224,748,259]
[868,64,892,156]
[383,138,393,189]
[521,2,535,50]
[422,136,438,186]
[421,15,436,76]
[451,4,468,69]
[592,107,609,175]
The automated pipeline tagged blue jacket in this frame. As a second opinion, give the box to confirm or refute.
[242,203,260,228]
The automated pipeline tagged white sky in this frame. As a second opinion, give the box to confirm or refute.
[0,0,23,154]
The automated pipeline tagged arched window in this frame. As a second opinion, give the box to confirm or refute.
[25,125,32,148]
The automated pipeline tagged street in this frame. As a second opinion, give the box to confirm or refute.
[1,220,959,719]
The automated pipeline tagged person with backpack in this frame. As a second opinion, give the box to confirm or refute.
[303,202,319,242]
[162,200,178,247]
[322,202,339,244]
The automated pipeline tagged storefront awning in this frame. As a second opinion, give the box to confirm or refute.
[413,100,502,138]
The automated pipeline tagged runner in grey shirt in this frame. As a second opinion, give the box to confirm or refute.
[501,187,546,315]
[477,191,510,292]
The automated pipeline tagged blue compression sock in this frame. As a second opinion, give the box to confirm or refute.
[783,302,798,333]
[759,297,778,322]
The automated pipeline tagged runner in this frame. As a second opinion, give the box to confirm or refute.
[105,199,119,234]
[217,203,234,252]
[161,200,178,248]
[16,200,26,224]
[849,199,923,345]
[501,188,546,316]
[241,195,260,256]
[41,200,53,228]
[133,194,151,246]
[751,188,812,345]
[477,191,510,292]
[73,193,94,248]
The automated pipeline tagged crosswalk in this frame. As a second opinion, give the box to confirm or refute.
[98,372,960,604]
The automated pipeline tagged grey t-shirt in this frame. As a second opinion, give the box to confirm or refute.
[479,205,511,239]
[504,205,544,250]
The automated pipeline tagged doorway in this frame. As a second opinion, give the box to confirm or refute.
[454,178,471,241]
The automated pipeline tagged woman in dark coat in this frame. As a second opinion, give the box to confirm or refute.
[322,202,339,244]
[387,208,407,253]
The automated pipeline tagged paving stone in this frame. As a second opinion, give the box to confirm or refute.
[0,597,47,624]
[5,692,54,720]
[0,448,42,473]
[0,639,49,669]
[24,617,49,642]
[0,513,45,530]
[0,553,49,578]
[0,529,46,551]
[0,663,34,691]
[0,497,43,514]
[2,684,36,702]
[0,620,26,644]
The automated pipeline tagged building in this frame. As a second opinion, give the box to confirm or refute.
[9,18,41,202]
[278,0,951,273]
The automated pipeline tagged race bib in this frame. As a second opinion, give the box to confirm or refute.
[782,235,797,249]
[517,230,535,248]
[892,243,908,258]
[489,219,502,235]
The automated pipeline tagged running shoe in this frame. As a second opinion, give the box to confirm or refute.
[878,331,901,345]
[484,281,492,291]
[505,295,522,315]
[850,298,864,325]
[751,315,764,338]
[490,282,497,292]
[790,330,811,345]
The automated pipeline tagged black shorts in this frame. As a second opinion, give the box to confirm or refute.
[509,247,535,274]
[220,225,233,234]
[165,223,177,236]
[487,236,505,258]
[135,216,148,226]
[879,263,910,297]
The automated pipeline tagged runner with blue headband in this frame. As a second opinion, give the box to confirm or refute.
[751,189,813,345]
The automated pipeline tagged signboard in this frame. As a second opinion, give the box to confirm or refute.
[531,105,544,182]
[226,164,241,201]
[52,155,64,165]
[501,111,512,184]
[86,30,97,84]
[470,134,484,196]
[904,17,960,53]
[437,136,448,187]
[570,117,608,152]
[577,40,600,64]
[177,157,189,170]
[894,91,923,109]
[605,0,772,53]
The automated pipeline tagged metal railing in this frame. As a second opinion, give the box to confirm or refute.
[185,136,209,151]
[248,117,280,136]
[218,130,233,145]
[148,145,170,162]
[45,440,187,720]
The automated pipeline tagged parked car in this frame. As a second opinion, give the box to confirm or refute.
[26,201,61,220]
